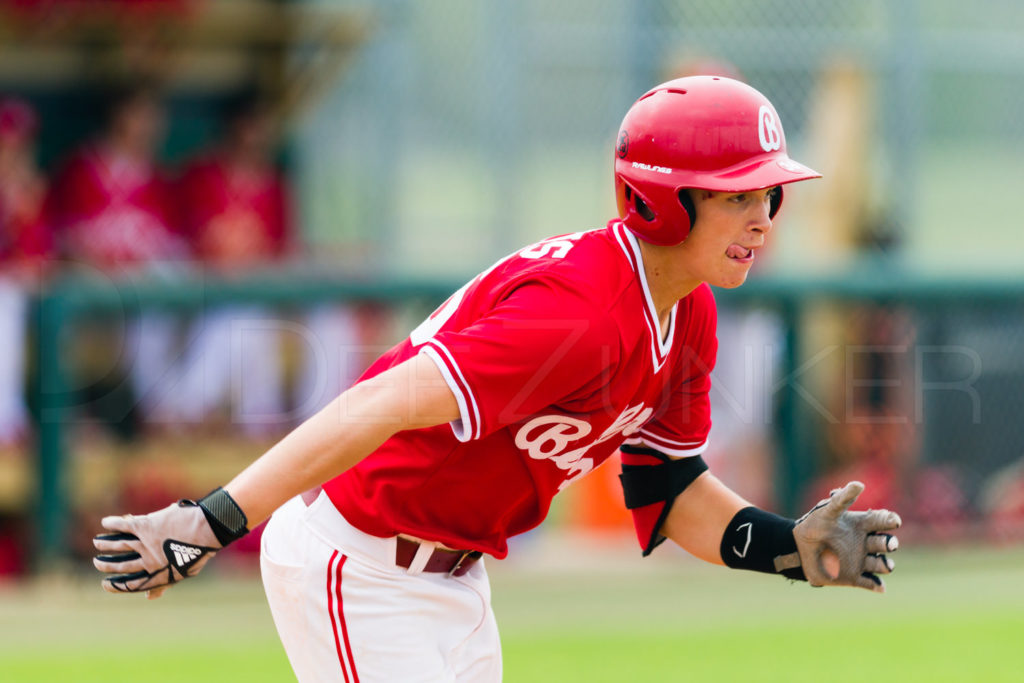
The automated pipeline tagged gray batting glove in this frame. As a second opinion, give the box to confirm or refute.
[93,488,248,599]
[787,481,901,592]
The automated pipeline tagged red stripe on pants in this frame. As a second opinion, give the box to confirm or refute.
[327,551,351,683]
[335,553,360,682]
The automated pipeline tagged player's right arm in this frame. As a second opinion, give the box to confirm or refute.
[93,353,459,597]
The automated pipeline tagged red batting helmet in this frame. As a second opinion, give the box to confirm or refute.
[614,76,821,246]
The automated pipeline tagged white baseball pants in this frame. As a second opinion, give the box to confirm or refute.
[261,492,502,682]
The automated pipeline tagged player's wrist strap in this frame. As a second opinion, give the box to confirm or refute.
[720,506,806,581]
[197,487,250,547]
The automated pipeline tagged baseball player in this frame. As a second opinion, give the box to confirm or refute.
[94,76,902,682]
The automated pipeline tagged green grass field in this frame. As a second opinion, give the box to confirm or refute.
[2,542,1022,682]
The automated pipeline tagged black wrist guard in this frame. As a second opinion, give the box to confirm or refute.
[197,487,250,547]
[720,506,806,581]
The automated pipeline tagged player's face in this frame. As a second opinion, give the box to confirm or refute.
[678,188,775,289]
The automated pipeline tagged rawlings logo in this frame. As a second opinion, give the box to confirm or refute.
[515,404,654,490]
[631,161,672,175]
[758,105,782,152]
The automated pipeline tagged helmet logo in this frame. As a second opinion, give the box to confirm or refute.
[617,130,629,158]
[631,161,672,175]
[758,105,782,152]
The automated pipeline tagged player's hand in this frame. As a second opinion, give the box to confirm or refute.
[93,488,248,599]
[792,481,901,592]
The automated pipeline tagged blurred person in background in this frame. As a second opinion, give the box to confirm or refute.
[793,60,969,538]
[0,96,51,579]
[811,307,968,540]
[172,90,292,436]
[0,97,52,448]
[47,81,182,272]
[46,81,185,435]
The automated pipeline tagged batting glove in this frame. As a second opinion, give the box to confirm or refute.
[93,488,249,599]
[780,481,901,592]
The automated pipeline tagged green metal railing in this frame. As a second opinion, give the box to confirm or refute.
[31,266,1024,562]
[32,268,461,565]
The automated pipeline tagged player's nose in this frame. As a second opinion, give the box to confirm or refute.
[749,195,773,234]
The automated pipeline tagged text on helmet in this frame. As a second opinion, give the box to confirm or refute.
[631,161,673,175]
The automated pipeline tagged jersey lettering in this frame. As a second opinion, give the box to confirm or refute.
[412,233,586,346]
[514,403,653,490]
[514,415,592,459]
[519,232,584,260]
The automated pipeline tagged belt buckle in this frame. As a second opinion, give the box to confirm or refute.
[447,550,473,577]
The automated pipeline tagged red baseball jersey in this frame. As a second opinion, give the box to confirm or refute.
[46,144,181,269]
[325,220,718,558]
[0,179,52,263]
[175,155,291,266]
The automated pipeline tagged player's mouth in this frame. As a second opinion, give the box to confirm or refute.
[726,244,755,264]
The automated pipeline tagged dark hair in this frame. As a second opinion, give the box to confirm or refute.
[223,87,272,126]
[102,79,163,124]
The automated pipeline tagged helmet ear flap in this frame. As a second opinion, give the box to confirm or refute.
[616,175,691,246]
[676,189,695,233]
[620,180,658,223]
[634,193,656,222]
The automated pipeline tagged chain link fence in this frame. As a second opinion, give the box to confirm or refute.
[300,0,1024,273]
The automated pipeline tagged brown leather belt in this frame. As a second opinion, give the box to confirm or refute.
[300,486,482,578]
[395,537,482,578]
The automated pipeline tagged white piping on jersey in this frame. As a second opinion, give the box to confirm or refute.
[636,427,706,450]
[622,434,709,459]
[610,221,678,373]
[419,343,481,442]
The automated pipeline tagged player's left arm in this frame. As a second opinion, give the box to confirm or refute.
[657,469,748,565]
[622,288,900,591]
[621,448,902,591]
